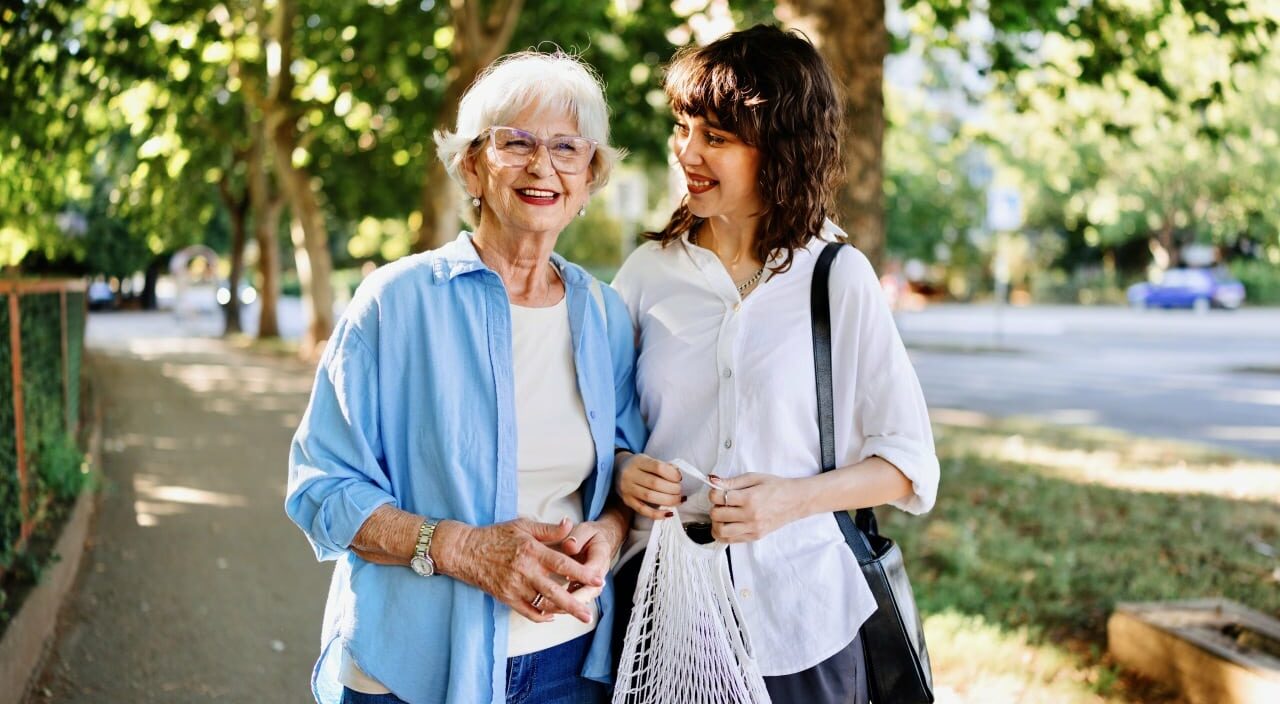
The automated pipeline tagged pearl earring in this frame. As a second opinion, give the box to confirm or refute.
[578,205,587,217]
[471,196,481,207]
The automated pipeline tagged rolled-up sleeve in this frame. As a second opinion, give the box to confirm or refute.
[839,249,939,515]
[286,322,396,561]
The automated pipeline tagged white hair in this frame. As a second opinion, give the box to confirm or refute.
[435,50,622,207]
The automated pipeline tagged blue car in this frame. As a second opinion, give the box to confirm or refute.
[1127,268,1246,311]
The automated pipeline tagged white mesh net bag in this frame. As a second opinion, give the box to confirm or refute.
[612,506,772,704]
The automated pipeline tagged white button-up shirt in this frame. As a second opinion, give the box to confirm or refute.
[611,221,939,676]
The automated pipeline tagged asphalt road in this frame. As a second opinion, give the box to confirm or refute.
[897,304,1280,460]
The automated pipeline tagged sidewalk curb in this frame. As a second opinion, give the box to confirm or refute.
[0,379,102,704]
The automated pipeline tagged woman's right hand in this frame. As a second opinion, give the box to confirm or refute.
[615,453,683,520]
[434,517,604,624]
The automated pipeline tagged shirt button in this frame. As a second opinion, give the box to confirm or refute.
[588,410,597,420]
[740,588,751,599]
[722,368,732,379]
[724,439,733,449]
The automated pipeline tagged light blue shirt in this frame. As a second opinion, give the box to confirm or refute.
[286,232,647,704]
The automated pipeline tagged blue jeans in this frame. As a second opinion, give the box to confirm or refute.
[340,633,607,704]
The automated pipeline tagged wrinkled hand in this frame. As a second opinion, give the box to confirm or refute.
[708,473,806,544]
[448,517,603,623]
[545,519,622,610]
[616,453,683,520]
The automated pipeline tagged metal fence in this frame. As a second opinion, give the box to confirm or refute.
[0,280,87,579]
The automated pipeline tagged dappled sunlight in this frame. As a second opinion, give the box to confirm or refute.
[160,361,314,394]
[954,431,1280,501]
[202,395,307,418]
[203,397,240,415]
[122,337,228,358]
[106,432,243,452]
[131,473,249,528]
[925,611,1127,703]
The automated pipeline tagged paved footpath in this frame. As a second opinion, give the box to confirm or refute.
[26,325,332,703]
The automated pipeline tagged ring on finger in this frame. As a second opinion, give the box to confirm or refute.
[723,489,732,506]
[531,593,546,611]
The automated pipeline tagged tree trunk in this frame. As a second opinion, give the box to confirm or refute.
[413,0,525,253]
[217,173,249,335]
[1150,220,1179,269]
[265,0,334,354]
[142,257,164,310]
[248,119,283,339]
[776,0,887,270]
[286,209,333,357]
[269,112,334,354]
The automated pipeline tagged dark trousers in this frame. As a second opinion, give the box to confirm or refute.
[612,526,868,704]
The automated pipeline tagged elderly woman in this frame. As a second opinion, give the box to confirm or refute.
[286,51,645,704]
[611,26,939,703]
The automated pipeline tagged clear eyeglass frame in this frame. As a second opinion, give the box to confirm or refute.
[485,125,598,175]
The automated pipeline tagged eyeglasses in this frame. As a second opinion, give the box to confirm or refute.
[486,126,598,175]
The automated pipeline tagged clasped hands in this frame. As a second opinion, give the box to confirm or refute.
[447,515,618,625]
[616,453,806,544]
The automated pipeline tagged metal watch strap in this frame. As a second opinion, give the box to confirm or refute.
[410,518,438,576]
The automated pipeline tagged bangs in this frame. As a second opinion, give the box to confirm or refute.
[663,51,765,144]
[488,84,581,134]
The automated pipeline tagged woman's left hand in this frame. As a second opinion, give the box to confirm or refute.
[708,473,808,544]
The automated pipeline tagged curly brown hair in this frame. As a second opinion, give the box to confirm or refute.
[645,24,844,272]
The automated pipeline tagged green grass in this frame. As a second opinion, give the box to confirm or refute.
[879,416,1280,702]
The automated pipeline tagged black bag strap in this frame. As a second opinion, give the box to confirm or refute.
[811,242,879,565]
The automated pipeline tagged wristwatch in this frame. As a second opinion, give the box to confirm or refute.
[409,518,439,577]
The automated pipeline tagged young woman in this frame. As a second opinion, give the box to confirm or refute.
[610,25,940,703]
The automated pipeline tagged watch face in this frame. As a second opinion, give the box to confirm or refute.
[410,555,434,577]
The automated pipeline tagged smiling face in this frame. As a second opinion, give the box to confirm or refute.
[461,103,593,241]
[672,112,763,222]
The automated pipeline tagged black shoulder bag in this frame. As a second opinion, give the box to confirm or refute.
[811,241,935,703]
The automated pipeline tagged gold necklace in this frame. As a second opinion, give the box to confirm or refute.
[735,267,765,294]
[690,227,764,294]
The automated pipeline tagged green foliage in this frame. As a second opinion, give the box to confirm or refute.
[0,288,88,582]
[981,4,1280,270]
[0,298,16,570]
[884,89,984,266]
[1027,267,1129,305]
[281,267,363,298]
[34,430,86,503]
[556,206,625,271]
[1231,258,1280,305]
[881,420,1280,647]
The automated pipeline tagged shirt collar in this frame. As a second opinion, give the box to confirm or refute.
[430,230,589,287]
[681,217,846,269]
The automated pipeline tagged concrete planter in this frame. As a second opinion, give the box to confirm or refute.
[1108,599,1280,704]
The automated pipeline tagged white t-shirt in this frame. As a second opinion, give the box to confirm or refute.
[505,296,598,657]
[340,294,597,693]
[610,220,939,676]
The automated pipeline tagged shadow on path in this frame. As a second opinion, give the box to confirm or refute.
[27,338,329,703]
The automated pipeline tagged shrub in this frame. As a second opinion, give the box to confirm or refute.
[1231,258,1280,305]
